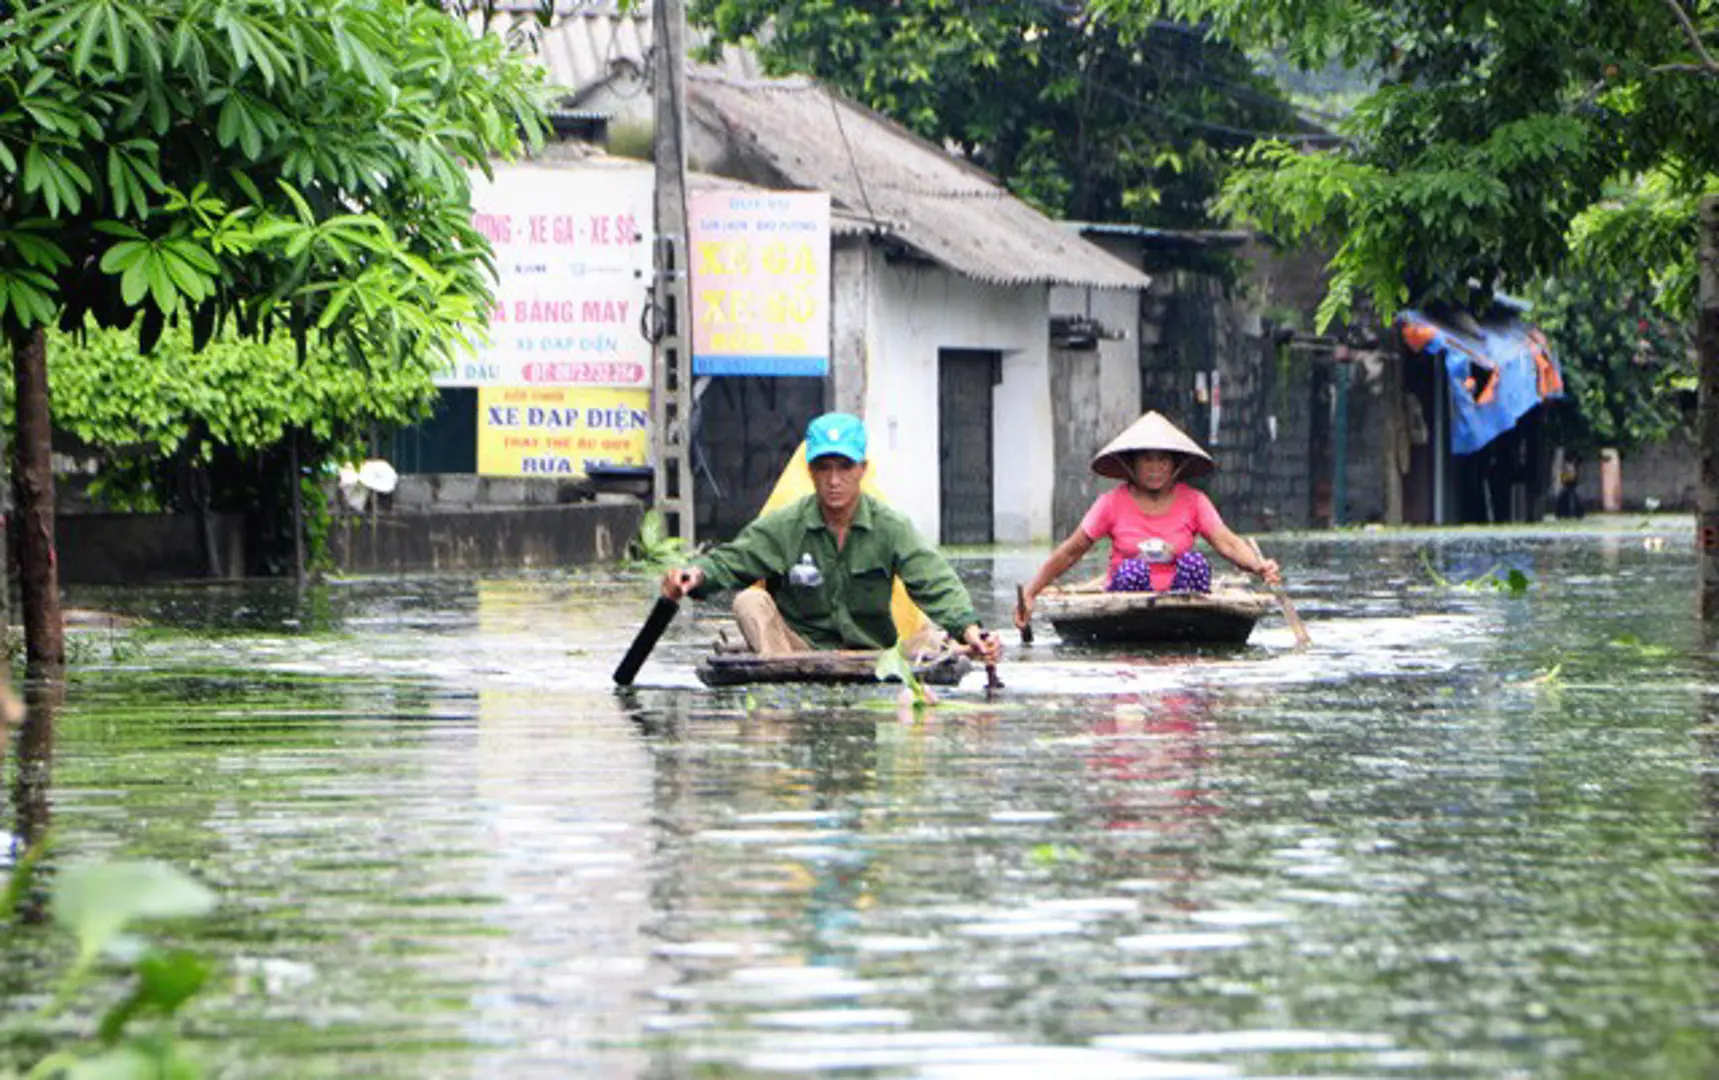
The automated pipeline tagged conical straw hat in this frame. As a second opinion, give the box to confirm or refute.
[1089,411,1215,481]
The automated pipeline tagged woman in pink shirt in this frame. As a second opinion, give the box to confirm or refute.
[1016,412,1282,628]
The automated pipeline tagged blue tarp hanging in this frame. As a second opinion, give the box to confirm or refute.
[1399,309,1564,455]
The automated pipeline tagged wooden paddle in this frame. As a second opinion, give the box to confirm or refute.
[613,595,679,686]
[1249,538,1311,650]
[979,633,1004,694]
[1015,584,1034,645]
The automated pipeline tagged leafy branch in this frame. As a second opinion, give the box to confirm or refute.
[625,510,692,572]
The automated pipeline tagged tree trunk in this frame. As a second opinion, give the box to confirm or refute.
[10,327,63,667]
[290,429,306,585]
[1699,196,1719,621]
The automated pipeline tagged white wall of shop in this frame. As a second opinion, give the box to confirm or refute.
[848,249,1054,545]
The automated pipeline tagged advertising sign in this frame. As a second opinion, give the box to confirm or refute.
[689,190,830,376]
[442,164,654,388]
[476,386,650,477]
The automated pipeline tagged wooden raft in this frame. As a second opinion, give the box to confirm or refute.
[695,648,974,688]
[1037,586,1273,646]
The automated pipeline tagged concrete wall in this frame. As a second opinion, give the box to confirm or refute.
[829,240,870,416]
[1337,353,1392,525]
[384,474,594,509]
[1134,268,1321,534]
[858,250,1054,544]
[55,487,640,583]
[328,500,642,574]
[58,513,248,585]
[1568,430,1700,512]
[1048,283,1144,538]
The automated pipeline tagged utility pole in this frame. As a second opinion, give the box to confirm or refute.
[650,0,696,544]
[1698,195,1719,620]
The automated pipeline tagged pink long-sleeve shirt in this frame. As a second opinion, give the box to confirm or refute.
[1080,483,1223,592]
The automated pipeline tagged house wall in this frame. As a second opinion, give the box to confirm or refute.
[1134,267,1321,534]
[858,250,1054,544]
[829,240,870,416]
[1048,283,1144,538]
[1338,352,1392,525]
[1568,430,1700,512]
[692,375,827,538]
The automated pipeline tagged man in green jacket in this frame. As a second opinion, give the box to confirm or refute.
[661,412,1003,663]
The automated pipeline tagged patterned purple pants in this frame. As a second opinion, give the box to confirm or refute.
[1107,551,1213,594]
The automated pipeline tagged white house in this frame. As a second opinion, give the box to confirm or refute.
[502,5,1150,544]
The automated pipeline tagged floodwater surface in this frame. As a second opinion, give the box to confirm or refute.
[4,522,1719,1078]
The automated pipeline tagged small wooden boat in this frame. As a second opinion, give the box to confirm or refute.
[696,648,974,688]
[1036,585,1273,646]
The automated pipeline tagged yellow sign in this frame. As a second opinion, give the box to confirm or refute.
[477,387,649,477]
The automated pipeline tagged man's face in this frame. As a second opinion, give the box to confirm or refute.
[810,455,866,514]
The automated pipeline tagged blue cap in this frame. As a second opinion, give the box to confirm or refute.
[805,412,868,463]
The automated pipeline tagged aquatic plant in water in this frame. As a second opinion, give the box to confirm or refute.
[3,855,217,1079]
[625,510,691,572]
[873,642,936,708]
[1418,549,1531,595]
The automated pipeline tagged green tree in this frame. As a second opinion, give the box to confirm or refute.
[1527,271,1696,456]
[1101,0,1719,328]
[21,321,441,577]
[0,0,550,664]
[690,0,1316,227]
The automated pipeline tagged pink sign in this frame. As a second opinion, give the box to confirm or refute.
[442,163,654,388]
[689,190,830,376]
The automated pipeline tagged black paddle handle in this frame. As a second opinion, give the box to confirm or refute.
[613,596,679,686]
[1015,584,1034,645]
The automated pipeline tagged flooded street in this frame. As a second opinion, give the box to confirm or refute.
[5,522,1719,1077]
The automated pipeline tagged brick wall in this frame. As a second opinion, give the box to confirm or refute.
[1135,268,1319,534]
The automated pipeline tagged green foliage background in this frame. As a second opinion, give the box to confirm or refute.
[691,0,1314,228]
[1529,273,1695,455]
[38,321,437,468]
[1118,0,1719,329]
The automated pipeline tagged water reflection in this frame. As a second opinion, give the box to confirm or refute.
[3,525,1718,1077]
[8,680,60,924]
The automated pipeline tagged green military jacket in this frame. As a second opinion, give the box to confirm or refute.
[688,493,979,650]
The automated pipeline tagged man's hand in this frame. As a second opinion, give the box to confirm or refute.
[1254,559,1282,587]
[962,624,1003,665]
[661,566,705,601]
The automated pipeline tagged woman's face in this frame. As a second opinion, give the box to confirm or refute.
[1131,450,1178,491]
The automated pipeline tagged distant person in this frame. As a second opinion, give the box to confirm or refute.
[1016,411,1282,629]
[661,412,1002,664]
[1556,456,1585,519]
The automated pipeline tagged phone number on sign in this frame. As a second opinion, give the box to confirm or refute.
[522,361,647,385]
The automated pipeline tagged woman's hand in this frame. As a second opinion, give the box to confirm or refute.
[1013,588,1035,630]
[1254,558,1282,586]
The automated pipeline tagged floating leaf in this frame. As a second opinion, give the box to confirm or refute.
[98,949,212,1043]
[1029,843,1089,867]
[52,861,216,960]
[872,645,914,685]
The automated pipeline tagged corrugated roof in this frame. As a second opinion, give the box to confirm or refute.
[488,11,1147,290]
[688,76,1150,291]
[481,6,761,105]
